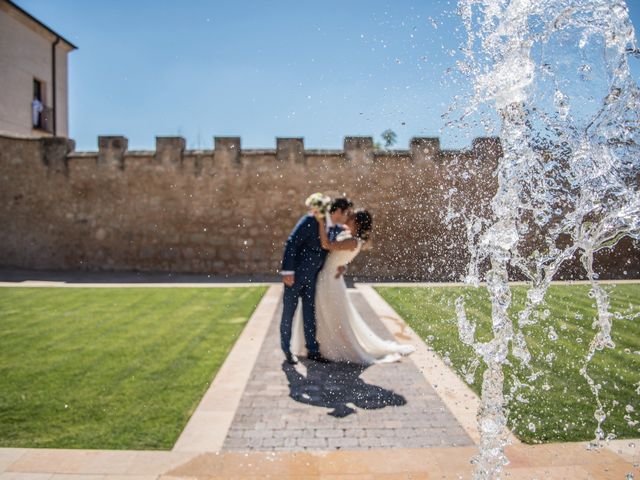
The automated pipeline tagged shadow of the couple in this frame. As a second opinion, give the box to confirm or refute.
[282,359,407,418]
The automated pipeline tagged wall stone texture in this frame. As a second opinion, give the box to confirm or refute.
[0,134,638,280]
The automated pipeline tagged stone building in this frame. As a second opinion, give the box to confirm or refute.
[0,0,76,138]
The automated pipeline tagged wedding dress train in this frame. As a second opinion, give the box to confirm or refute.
[292,232,415,364]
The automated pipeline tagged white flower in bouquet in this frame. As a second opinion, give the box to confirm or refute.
[305,192,331,216]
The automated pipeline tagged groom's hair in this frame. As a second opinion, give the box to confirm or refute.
[329,197,353,213]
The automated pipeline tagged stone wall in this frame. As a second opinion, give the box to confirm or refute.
[0,134,638,280]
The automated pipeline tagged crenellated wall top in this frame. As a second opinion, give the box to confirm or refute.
[0,134,503,172]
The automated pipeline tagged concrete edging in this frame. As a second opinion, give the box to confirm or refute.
[172,284,282,452]
[363,279,640,288]
[0,281,275,288]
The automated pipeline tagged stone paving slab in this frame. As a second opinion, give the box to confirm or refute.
[2,443,638,479]
[357,285,487,444]
[222,290,474,452]
[166,443,640,479]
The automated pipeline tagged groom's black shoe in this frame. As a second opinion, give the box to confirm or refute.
[285,352,298,365]
[307,351,330,363]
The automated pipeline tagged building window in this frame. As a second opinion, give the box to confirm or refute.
[32,79,43,127]
[32,78,52,132]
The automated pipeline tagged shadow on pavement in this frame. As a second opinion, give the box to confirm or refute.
[282,358,407,418]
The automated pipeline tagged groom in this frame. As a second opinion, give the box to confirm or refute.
[279,197,353,364]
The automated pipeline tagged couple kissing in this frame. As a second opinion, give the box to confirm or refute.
[279,194,415,366]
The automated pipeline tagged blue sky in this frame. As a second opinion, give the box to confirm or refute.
[14,0,640,151]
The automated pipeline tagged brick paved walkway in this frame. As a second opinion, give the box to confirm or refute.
[222,290,473,452]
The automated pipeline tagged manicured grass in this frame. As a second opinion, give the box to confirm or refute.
[376,284,640,444]
[0,286,267,449]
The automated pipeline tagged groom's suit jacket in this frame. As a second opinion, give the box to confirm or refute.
[281,215,341,285]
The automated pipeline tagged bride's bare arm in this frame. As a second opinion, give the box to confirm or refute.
[335,265,347,278]
[315,216,358,251]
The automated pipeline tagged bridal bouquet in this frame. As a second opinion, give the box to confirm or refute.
[305,192,331,216]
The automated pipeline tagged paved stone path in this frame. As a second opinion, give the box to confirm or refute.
[222,290,473,452]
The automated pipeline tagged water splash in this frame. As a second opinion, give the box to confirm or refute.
[451,0,640,478]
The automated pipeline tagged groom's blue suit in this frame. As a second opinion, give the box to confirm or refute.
[280,214,342,356]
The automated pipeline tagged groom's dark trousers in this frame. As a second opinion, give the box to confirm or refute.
[280,214,340,356]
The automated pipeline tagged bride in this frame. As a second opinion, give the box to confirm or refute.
[292,209,415,364]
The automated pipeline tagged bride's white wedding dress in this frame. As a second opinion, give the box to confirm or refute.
[291,231,416,364]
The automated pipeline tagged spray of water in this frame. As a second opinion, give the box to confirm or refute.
[451,1,640,477]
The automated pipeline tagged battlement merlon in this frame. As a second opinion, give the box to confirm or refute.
[155,136,186,167]
[98,136,128,169]
[344,136,374,164]
[276,138,304,164]
[214,136,241,167]
[410,137,441,165]
[42,137,75,174]
[1,134,503,170]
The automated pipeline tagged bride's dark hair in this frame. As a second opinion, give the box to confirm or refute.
[353,209,373,241]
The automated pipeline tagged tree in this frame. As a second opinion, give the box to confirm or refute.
[381,129,397,149]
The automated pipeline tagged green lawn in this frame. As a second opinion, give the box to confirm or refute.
[0,286,267,449]
[377,284,640,444]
